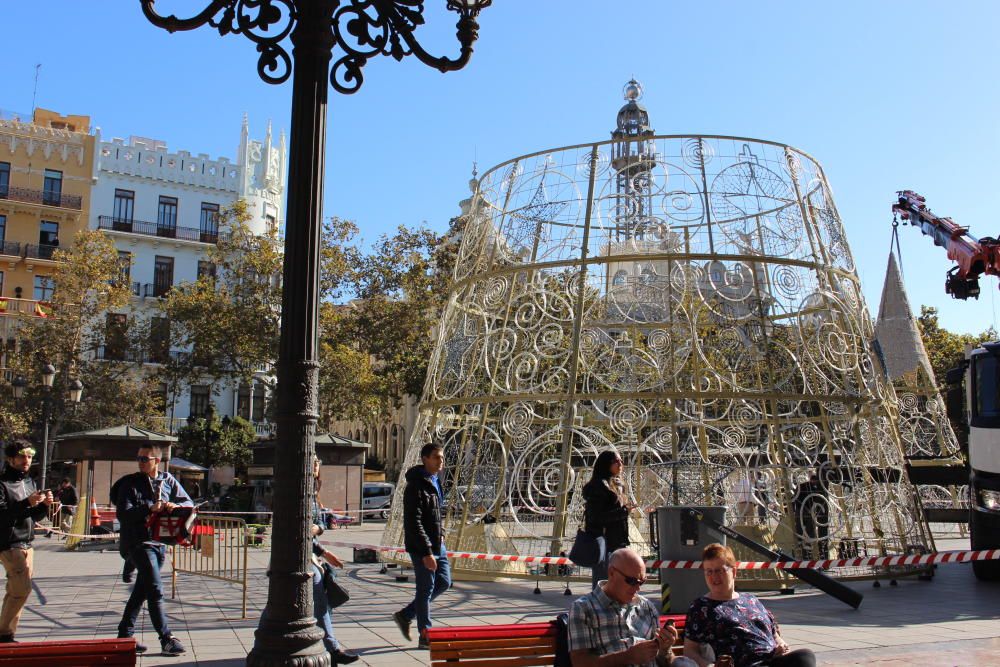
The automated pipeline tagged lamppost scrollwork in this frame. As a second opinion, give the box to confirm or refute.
[139,1,489,665]
[140,0,490,91]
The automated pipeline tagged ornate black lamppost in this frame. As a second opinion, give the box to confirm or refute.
[139,2,490,665]
[12,364,84,490]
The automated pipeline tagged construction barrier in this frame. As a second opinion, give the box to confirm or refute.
[319,539,1000,571]
[170,515,249,619]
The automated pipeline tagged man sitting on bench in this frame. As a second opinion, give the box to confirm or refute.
[568,548,697,666]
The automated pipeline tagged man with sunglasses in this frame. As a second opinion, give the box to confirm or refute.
[568,547,697,666]
[0,440,52,643]
[113,445,192,655]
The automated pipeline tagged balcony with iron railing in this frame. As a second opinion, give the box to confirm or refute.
[0,185,82,210]
[95,345,189,365]
[143,282,173,299]
[23,243,59,261]
[147,415,276,438]
[0,296,53,317]
[98,215,225,244]
[0,240,21,257]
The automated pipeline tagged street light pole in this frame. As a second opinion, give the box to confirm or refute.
[39,363,55,491]
[139,2,490,664]
[12,365,82,491]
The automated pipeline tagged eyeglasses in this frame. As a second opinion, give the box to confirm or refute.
[16,448,36,457]
[611,566,646,587]
[136,456,157,463]
[703,566,732,577]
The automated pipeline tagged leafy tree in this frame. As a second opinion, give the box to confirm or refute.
[157,200,282,397]
[176,413,256,469]
[916,305,995,386]
[2,229,160,437]
[0,405,29,443]
[317,216,464,431]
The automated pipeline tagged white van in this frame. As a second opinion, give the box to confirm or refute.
[363,482,395,520]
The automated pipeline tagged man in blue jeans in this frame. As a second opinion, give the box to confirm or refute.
[393,443,451,650]
[114,445,192,656]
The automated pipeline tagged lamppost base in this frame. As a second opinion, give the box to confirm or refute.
[246,615,331,667]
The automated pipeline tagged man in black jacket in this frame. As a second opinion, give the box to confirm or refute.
[113,445,192,655]
[0,439,52,642]
[392,443,451,650]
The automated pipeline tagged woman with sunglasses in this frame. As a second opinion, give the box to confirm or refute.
[582,450,636,589]
[682,543,815,667]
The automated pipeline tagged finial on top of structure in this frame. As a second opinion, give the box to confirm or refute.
[623,78,643,102]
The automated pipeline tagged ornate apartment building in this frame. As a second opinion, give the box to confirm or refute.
[0,108,96,366]
[89,116,286,432]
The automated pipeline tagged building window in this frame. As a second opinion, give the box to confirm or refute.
[157,196,178,237]
[238,382,268,422]
[149,316,170,364]
[103,313,128,361]
[189,385,211,418]
[0,271,4,297]
[200,202,220,242]
[113,189,134,229]
[34,275,54,301]
[40,221,59,257]
[252,382,266,422]
[153,256,174,297]
[265,213,277,235]
[197,260,216,280]
[612,270,627,286]
[0,162,9,198]
[237,385,251,420]
[117,251,131,285]
[42,169,62,206]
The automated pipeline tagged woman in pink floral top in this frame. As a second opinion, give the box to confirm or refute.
[682,543,815,667]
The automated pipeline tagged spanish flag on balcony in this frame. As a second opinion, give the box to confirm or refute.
[0,298,7,313]
[34,301,51,318]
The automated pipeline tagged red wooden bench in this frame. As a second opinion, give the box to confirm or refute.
[0,638,136,666]
[427,614,686,667]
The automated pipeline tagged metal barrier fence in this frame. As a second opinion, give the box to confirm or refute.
[170,515,249,619]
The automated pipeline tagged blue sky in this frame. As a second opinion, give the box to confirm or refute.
[4,1,999,334]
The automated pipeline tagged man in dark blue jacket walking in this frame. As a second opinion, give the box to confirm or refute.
[113,445,192,655]
[392,442,451,650]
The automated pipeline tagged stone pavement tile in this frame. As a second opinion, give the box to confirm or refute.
[820,637,1000,665]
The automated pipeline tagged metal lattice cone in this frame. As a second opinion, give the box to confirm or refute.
[383,133,933,580]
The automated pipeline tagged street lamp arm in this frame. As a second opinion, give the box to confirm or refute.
[141,0,297,84]
[143,0,487,92]
[139,0,233,34]
[330,0,486,93]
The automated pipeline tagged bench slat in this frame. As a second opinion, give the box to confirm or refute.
[427,624,556,640]
[433,644,556,660]
[0,638,136,666]
[431,636,556,651]
[431,657,555,667]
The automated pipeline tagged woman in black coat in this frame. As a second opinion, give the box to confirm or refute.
[582,449,635,588]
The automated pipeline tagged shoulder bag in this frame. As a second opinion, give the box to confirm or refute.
[321,562,350,608]
[568,528,605,568]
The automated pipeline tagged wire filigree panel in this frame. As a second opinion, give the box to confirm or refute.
[383,135,933,577]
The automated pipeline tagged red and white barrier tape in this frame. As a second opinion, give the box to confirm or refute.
[319,539,1000,570]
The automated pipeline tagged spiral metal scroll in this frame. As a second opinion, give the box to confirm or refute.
[384,134,937,580]
[140,0,489,93]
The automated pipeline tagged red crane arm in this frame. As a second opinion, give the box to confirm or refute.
[892,190,1000,300]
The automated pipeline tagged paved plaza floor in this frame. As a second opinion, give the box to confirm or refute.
[12,524,1000,666]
